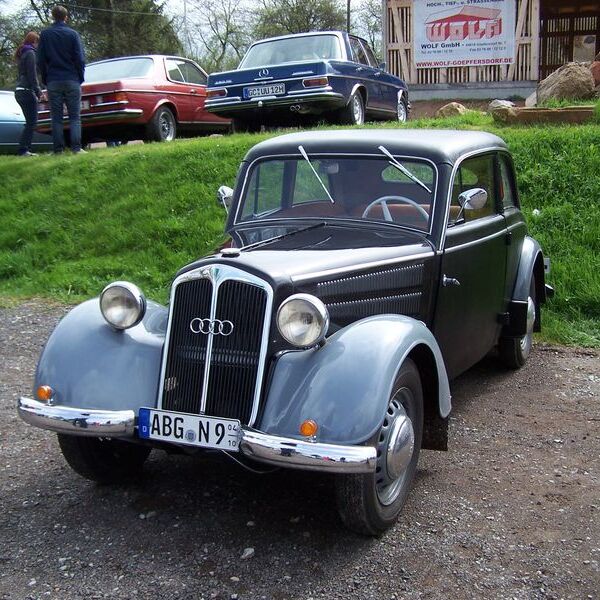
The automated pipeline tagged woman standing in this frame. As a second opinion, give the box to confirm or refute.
[15,31,42,157]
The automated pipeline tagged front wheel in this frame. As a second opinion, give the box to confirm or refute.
[57,434,151,484]
[147,106,176,142]
[396,94,408,122]
[335,359,423,535]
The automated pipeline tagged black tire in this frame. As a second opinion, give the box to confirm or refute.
[338,91,365,125]
[397,95,408,123]
[499,277,537,369]
[335,359,423,536]
[57,434,151,484]
[146,106,176,142]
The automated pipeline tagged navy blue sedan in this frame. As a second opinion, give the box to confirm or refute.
[206,31,410,130]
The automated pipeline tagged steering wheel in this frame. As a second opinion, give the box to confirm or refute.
[361,195,429,223]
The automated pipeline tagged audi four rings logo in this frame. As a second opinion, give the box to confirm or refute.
[258,68,269,77]
[189,318,235,336]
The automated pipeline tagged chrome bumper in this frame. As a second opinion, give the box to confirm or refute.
[18,397,376,474]
[206,90,345,113]
[37,108,144,128]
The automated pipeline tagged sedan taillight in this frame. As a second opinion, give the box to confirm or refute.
[302,76,329,88]
[207,88,227,99]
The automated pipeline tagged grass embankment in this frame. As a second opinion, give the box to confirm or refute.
[0,116,598,347]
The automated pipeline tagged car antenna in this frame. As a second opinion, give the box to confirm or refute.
[298,145,335,204]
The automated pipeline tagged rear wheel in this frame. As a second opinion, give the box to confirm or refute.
[499,277,537,369]
[147,106,176,142]
[338,91,365,126]
[335,359,423,535]
[57,434,151,483]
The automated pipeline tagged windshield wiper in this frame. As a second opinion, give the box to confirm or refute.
[298,145,335,204]
[241,222,328,251]
[378,145,432,194]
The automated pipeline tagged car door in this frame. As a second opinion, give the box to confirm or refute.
[348,36,381,112]
[164,57,197,123]
[360,39,397,114]
[433,152,509,379]
[178,60,222,124]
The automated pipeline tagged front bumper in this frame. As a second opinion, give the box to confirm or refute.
[18,397,376,474]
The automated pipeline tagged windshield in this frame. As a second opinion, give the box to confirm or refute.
[85,57,154,83]
[236,156,436,233]
[239,34,342,69]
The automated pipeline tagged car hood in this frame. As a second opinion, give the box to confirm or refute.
[179,224,433,285]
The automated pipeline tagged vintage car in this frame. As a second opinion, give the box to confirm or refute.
[206,31,409,130]
[18,129,552,535]
[37,55,230,144]
[0,91,53,154]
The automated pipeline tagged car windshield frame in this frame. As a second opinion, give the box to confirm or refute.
[84,57,154,83]
[233,153,439,236]
[239,34,343,69]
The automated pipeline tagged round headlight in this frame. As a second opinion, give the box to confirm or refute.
[99,281,146,330]
[277,294,329,348]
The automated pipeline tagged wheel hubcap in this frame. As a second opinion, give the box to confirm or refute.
[376,388,415,506]
[160,114,174,140]
[397,96,406,122]
[352,96,363,124]
[520,295,535,354]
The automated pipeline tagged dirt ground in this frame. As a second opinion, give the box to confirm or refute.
[0,301,599,600]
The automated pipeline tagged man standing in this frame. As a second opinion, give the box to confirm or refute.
[38,5,86,154]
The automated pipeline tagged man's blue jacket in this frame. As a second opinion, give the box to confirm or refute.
[38,21,85,85]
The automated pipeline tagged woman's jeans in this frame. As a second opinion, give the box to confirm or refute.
[15,89,38,155]
[47,80,82,153]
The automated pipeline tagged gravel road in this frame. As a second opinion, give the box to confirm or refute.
[1,301,599,600]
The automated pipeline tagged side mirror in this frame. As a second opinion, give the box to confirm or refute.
[455,188,488,221]
[217,185,234,211]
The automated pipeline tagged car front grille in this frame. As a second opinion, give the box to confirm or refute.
[159,265,272,425]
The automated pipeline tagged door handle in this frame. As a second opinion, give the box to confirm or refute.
[356,66,365,72]
[190,88,197,94]
[443,275,461,287]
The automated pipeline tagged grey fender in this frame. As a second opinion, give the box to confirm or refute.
[258,315,451,446]
[34,299,167,412]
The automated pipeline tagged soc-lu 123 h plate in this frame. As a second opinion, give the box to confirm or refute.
[138,408,241,451]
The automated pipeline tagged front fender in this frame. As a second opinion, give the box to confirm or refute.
[258,315,451,446]
[34,299,167,412]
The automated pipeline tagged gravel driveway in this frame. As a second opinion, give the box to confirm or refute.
[1,301,599,600]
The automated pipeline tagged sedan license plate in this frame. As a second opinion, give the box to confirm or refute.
[138,408,241,451]
[244,83,285,99]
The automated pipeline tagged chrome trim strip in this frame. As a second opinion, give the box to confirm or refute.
[442,146,510,249]
[18,397,135,437]
[91,100,129,108]
[444,220,507,253]
[291,251,434,283]
[288,86,332,95]
[239,429,376,473]
[158,264,274,427]
[234,152,439,237]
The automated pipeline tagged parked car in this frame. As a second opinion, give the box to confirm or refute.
[37,55,230,144]
[206,31,410,130]
[0,90,53,154]
[18,129,552,535]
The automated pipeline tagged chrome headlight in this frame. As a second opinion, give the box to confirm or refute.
[99,281,146,330]
[277,294,329,348]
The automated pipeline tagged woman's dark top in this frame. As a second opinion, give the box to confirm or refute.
[16,46,41,97]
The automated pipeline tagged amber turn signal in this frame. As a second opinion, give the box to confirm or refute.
[299,419,318,437]
[36,385,54,402]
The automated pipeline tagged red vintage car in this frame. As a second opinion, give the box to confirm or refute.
[37,55,230,144]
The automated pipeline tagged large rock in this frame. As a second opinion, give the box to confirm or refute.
[537,62,595,104]
[436,102,467,118]
[488,99,515,113]
[590,61,600,87]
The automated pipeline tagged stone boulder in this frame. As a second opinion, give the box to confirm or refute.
[488,99,515,113]
[537,62,595,104]
[436,102,467,118]
[590,61,600,87]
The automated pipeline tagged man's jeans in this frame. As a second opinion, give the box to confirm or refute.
[47,80,82,152]
[15,89,38,154]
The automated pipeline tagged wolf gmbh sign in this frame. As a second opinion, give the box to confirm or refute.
[414,0,516,69]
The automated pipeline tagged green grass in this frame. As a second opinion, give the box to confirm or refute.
[0,115,598,347]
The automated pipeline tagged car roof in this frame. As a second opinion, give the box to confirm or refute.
[249,31,344,46]
[243,129,508,165]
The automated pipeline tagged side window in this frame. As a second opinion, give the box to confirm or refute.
[165,59,184,83]
[499,155,517,209]
[362,41,379,67]
[349,37,369,65]
[450,154,496,223]
[179,61,207,85]
[242,161,285,219]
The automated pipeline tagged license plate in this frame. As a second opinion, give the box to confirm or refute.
[244,83,285,99]
[138,408,241,451]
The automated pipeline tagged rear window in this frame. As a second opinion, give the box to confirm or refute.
[85,58,154,83]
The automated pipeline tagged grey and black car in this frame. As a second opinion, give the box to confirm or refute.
[18,129,552,535]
